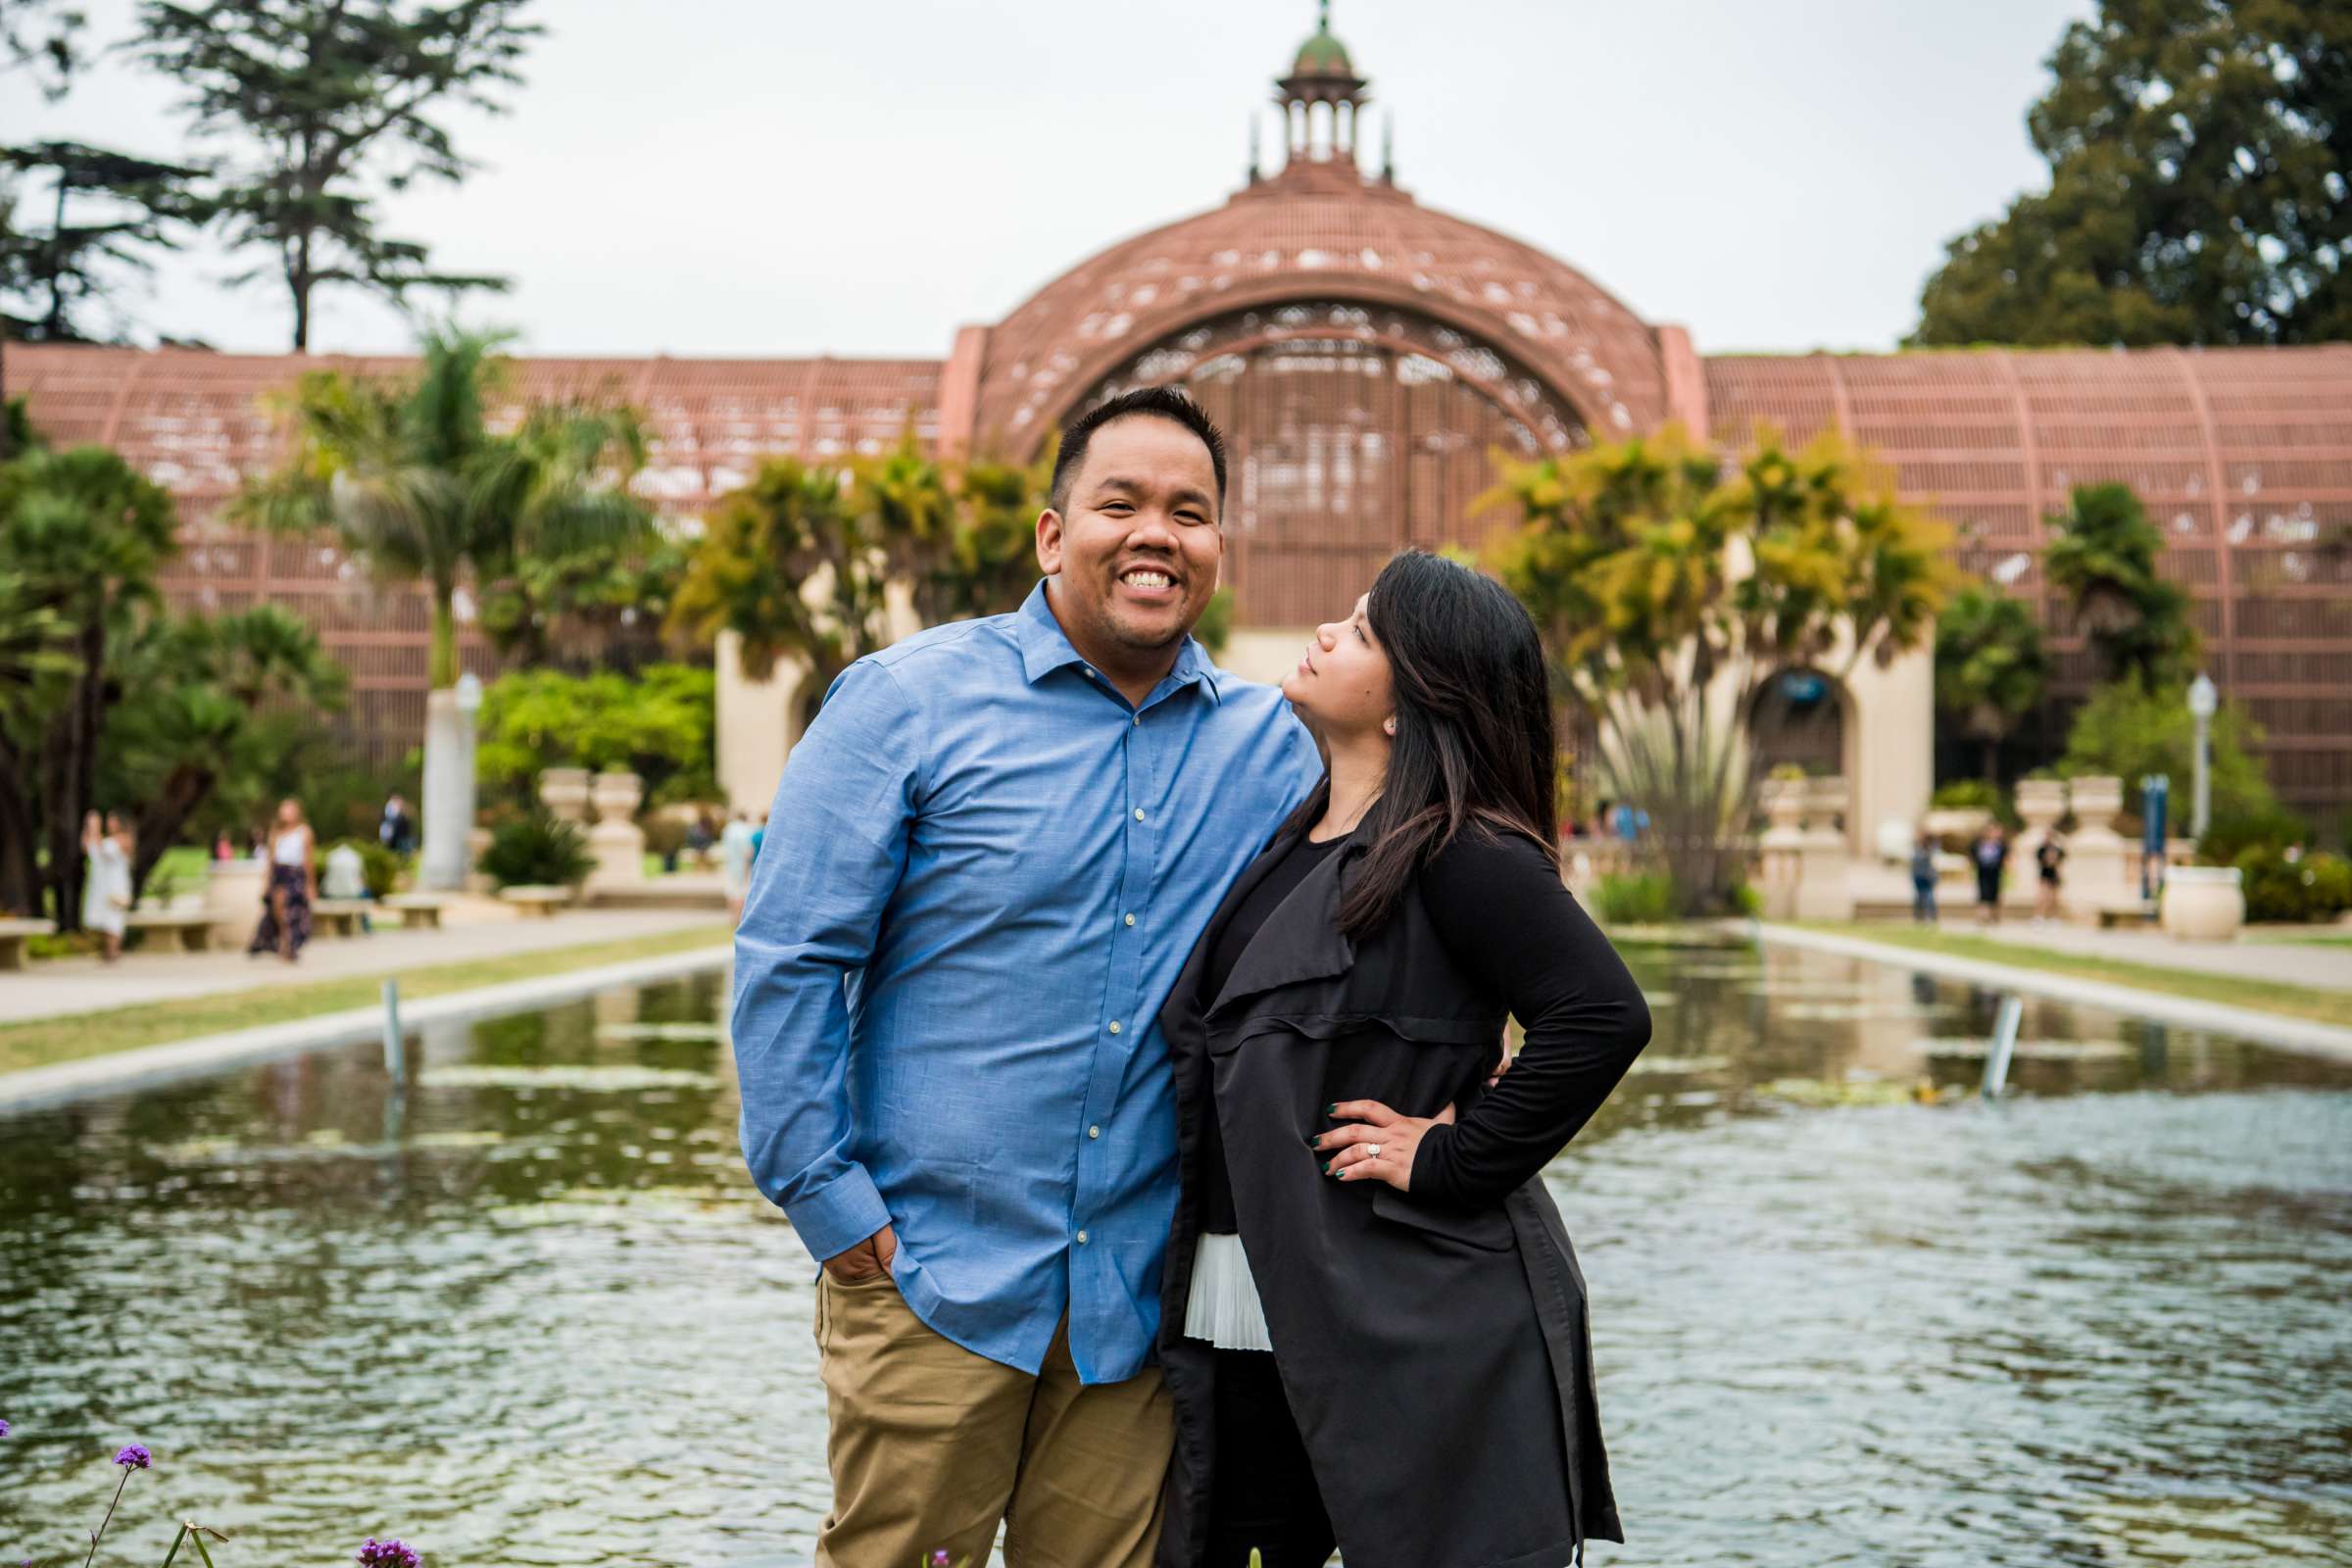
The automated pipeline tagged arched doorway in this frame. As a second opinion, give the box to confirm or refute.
[1749,669,1850,781]
[1067,301,1586,626]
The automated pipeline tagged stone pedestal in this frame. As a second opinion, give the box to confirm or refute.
[1756,777,1808,920]
[204,858,267,950]
[464,826,495,895]
[586,771,647,892]
[419,688,480,893]
[539,767,593,825]
[1795,776,1854,920]
[2061,774,2136,917]
[2014,779,2066,869]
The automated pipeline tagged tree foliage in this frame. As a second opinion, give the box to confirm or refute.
[2059,678,2276,823]
[1485,422,1956,913]
[237,324,650,688]
[474,662,715,808]
[1912,0,2352,347]
[135,0,540,349]
[100,604,350,892]
[0,139,203,342]
[1933,581,2050,782]
[668,435,1048,696]
[0,443,179,922]
[2043,482,2198,689]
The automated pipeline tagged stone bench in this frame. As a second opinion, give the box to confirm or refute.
[0,916,56,970]
[125,909,220,953]
[499,885,572,919]
[2092,900,2159,929]
[382,893,448,930]
[313,898,372,938]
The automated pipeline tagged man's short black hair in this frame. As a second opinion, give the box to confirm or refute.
[1048,386,1228,519]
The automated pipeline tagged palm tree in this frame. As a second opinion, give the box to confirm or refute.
[239,326,651,689]
[1934,582,2050,782]
[2042,483,2196,688]
[106,606,351,894]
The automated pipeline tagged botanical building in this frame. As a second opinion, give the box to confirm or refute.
[16,16,2352,833]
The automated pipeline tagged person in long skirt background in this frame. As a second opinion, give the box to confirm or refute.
[249,798,317,962]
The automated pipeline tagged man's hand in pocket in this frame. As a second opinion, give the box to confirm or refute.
[823,1224,899,1284]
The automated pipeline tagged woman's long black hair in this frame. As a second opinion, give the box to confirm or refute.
[1288,549,1559,939]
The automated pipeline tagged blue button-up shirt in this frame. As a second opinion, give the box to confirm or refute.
[732,580,1321,1382]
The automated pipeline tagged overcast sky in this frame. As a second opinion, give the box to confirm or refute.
[3,0,2092,361]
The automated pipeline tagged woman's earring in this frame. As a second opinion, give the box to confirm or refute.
[1383,717,1396,737]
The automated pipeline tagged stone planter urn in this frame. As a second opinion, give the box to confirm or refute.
[204,858,268,949]
[464,824,495,895]
[2061,774,2135,914]
[2160,864,2244,942]
[586,769,648,892]
[538,766,593,824]
[1921,807,1991,848]
[1755,777,1808,919]
[1794,774,1854,920]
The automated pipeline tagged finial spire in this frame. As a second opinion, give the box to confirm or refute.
[1249,113,1261,183]
[1382,111,1394,183]
[1319,0,1332,29]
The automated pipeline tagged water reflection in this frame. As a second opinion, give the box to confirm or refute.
[2,949,2347,1565]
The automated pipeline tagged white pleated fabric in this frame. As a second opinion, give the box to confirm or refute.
[1182,1231,1275,1351]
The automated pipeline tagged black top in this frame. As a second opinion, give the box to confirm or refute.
[1202,824,1645,1223]
[1407,829,1647,1207]
[1200,829,1346,1232]
[2036,841,2066,880]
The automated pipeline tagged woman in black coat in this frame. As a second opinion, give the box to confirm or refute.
[1157,551,1652,1568]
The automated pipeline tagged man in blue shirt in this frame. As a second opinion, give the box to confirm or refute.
[733,388,1321,1566]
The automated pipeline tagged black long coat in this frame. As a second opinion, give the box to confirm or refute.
[1156,824,1631,1568]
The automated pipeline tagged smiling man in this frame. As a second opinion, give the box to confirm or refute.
[732,387,1322,1566]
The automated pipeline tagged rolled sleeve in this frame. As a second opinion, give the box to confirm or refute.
[730,658,922,1261]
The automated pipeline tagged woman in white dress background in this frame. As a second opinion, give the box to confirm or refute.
[79,809,132,962]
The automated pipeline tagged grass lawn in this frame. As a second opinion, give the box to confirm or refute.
[2254,930,2352,949]
[0,922,732,1078]
[1795,921,2352,1032]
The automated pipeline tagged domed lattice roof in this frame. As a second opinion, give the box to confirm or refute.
[971,172,1669,452]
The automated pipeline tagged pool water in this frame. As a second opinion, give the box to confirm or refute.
[2,944,2347,1566]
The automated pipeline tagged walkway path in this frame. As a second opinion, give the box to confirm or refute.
[1961,920,2352,994]
[0,903,726,1026]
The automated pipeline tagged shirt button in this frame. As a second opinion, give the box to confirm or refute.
[1123,913,1136,927]
[1089,1125,1102,1139]
[1107,1020,1122,1035]
[1132,712,1142,726]
[1076,1230,1090,1245]
[1133,808,1146,822]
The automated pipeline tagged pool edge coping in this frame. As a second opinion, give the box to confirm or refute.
[0,943,735,1112]
[1755,922,2352,1060]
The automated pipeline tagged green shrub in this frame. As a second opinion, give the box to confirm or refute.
[2198,805,2310,865]
[312,839,404,898]
[479,812,595,890]
[1593,871,1675,925]
[2233,847,2352,924]
[643,816,689,861]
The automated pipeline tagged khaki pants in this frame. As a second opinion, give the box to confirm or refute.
[814,1270,1172,1567]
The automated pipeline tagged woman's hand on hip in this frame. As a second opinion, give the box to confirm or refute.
[1314,1100,1454,1192]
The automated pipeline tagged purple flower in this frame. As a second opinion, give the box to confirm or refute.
[0,1416,10,1437]
[356,1539,421,1568]
[113,1445,150,1469]
[932,1555,952,1568]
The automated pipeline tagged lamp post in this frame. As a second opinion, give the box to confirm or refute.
[2186,672,2217,842]
[419,671,486,891]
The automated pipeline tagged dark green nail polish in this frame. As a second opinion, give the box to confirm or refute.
[1324,1102,1337,1116]
[1323,1160,1335,1176]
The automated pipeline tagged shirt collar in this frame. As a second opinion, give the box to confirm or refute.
[1016,578,1223,706]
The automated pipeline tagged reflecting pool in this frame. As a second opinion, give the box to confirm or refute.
[2,944,2347,1565]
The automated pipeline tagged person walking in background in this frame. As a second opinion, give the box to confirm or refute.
[377,793,416,857]
[2034,831,2067,923]
[80,809,131,962]
[718,809,756,920]
[212,828,236,862]
[1909,826,1939,924]
[249,798,317,962]
[685,810,716,871]
[1973,822,2009,925]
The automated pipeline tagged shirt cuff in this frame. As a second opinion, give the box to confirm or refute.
[1407,1121,1462,1206]
[783,1163,894,1263]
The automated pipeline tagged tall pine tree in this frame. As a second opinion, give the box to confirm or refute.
[137,0,540,350]
[0,141,204,343]
[1912,0,2352,347]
